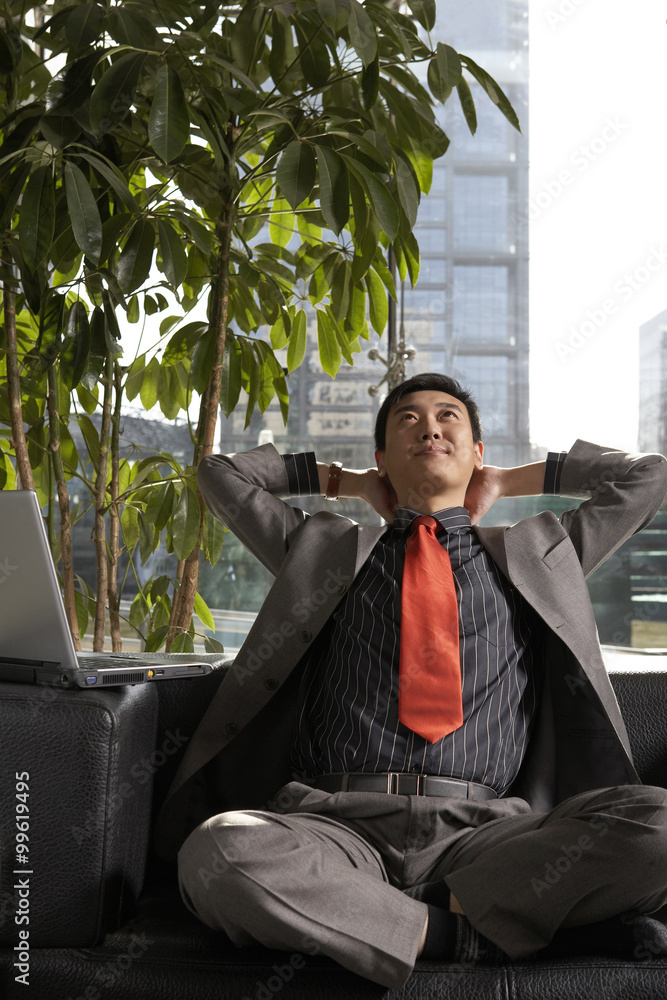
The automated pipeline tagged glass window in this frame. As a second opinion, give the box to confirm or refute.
[417,196,446,223]
[451,354,509,436]
[434,0,508,48]
[417,257,447,284]
[453,175,510,251]
[402,289,447,317]
[452,265,509,343]
[414,227,446,254]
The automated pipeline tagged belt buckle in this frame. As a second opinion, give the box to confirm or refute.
[387,773,424,795]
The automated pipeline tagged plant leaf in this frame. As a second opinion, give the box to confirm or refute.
[18,166,55,272]
[405,0,436,31]
[45,52,98,115]
[63,160,103,264]
[172,485,201,561]
[64,3,105,48]
[461,54,521,132]
[315,146,349,235]
[194,590,215,630]
[286,309,307,372]
[61,300,91,390]
[148,63,190,163]
[157,218,187,288]
[317,309,342,378]
[145,480,176,531]
[457,76,477,135]
[190,327,217,395]
[117,220,155,293]
[341,155,398,242]
[366,267,388,334]
[90,51,146,136]
[360,55,380,111]
[220,338,242,417]
[348,0,377,67]
[277,141,316,210]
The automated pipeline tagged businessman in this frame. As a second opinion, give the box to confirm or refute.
[169,373,667,988]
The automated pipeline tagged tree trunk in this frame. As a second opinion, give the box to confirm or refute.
[93,353,114,651]
[47,365,81,649]
[167,208,234,645]
[107,362,123,651]
[3,251,35,492]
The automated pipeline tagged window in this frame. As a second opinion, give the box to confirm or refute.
[451,354,510,436]
[453,175,510,251]
[452,266,510,343]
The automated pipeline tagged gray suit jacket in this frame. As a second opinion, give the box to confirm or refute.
[155,440,667,860]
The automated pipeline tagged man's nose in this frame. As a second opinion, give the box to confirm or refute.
[421,423,441,440]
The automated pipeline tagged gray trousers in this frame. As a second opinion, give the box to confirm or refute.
[178,781,667,989]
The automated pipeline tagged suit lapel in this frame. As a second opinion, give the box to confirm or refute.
[168,514,367,797]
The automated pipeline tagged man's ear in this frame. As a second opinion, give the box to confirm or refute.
[473,441,484,470]
[375,448,386,476]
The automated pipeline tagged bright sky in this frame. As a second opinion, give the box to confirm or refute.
[529,0,667,451]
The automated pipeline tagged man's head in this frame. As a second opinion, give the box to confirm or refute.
[374,373,484,513]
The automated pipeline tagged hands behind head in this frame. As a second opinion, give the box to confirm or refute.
[464,466,504,525]
[363,469,399,524]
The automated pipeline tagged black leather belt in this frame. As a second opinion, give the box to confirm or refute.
[311,772,497,801]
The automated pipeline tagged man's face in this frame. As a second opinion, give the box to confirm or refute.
[375,390,483,510]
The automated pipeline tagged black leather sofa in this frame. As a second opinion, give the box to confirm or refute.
[1,658,666,999]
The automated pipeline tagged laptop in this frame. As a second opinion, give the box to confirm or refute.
[0,489,220,688]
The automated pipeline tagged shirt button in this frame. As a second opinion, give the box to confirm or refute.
[299,630,312,642]
[411,764,421,772]
[264,678,279,691]
[225,722,238,735]
[337,585,346,595]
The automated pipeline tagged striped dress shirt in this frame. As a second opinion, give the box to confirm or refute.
[284,451,567,796]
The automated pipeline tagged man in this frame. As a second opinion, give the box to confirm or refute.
[166,373,667,989]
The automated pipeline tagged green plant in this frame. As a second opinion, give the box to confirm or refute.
[0,0,520,651]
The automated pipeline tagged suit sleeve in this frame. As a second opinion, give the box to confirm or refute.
[197,444,321,577]
[549,439,667,578]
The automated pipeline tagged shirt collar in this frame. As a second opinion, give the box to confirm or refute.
[392,506,472,534]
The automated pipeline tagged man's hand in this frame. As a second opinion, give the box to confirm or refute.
[464,460,548,523]
[463,466,504,525]
[359,469,398,523]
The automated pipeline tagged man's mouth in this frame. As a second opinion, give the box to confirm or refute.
[415,445,448,456]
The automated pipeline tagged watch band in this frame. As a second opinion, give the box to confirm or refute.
[324,461,343,501]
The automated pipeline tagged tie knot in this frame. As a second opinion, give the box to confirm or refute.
[411,515,440,535]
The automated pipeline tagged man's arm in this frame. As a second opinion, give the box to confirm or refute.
[464,442,667,577]
[198,445,315,577]
[198,446,394,576]
[315,462,398,522]
[556,440,667,577]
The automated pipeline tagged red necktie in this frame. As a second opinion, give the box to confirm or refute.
[399,515,463,743]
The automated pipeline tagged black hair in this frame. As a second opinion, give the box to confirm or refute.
[374,373,483,451]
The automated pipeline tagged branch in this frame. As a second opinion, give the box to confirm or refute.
[47,363,81,649]
[2,248,35,491]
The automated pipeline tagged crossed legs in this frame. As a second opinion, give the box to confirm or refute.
[178,782,667,989]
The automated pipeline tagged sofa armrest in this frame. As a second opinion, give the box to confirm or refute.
[0,680,158,947]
